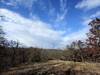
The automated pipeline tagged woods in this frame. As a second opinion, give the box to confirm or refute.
[0,18,100,72]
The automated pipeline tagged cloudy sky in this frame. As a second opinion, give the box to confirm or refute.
[0,0,100,49]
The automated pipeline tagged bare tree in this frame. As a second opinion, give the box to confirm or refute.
[0,26,6,47]
[77,40,85,62]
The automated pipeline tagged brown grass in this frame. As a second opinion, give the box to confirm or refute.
[1,60,100,75]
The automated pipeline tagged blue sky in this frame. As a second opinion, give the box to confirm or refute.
[0,0,100,48]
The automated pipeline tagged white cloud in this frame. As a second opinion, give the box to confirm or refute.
[0,8,89,49]
[75,0,100,10]
[56,9,67,22]
[0,0,36,10]
[83,11,100,25]
[83,18,92,25]
[0,8,64,49]
[1,0,68,28]
[56,0,67,22]
[60,0,67,12]
[90,11,100,18]
[16,0,35,9]
[62,27,89,47]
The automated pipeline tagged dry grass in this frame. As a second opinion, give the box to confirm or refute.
[1,60,100,75]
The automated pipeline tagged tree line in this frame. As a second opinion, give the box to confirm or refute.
[0,18,100,72]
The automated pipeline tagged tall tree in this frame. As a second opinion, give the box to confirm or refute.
[86,18,100,62]
[0,26,5,47]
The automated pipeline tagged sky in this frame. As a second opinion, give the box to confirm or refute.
[0,0,100,49]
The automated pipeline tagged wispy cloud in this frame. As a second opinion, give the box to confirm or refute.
[62,26,89,46]
[0,0,16,6]
[90,11,100,18]
[0,8,89,49]
[75,0,100,10]
[56,10,67,22]
[83,11,100,25]
[83,19,92,26]
[0,0,92,49]
[0,0,36,10]
[56,0,67,22]
[0,8,64,48]
[0,0,68,30]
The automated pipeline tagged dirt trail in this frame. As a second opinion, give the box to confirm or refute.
[1,60,100,75]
